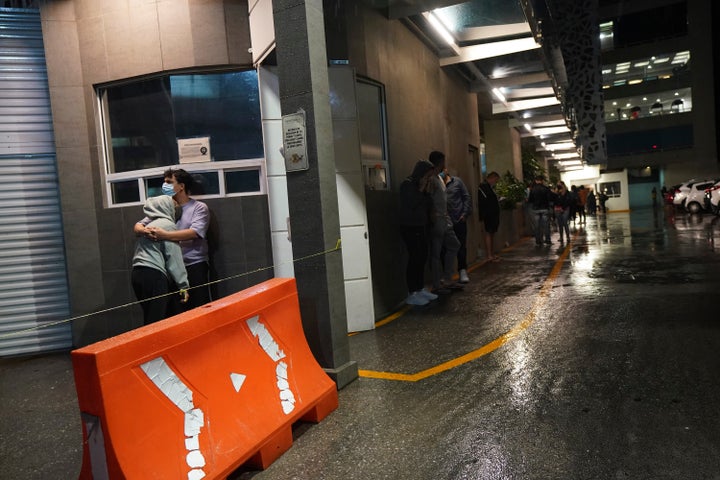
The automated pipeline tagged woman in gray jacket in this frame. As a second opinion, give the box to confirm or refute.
[132,195,190,325]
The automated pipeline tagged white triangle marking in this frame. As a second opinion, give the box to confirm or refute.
[230,373,246,393]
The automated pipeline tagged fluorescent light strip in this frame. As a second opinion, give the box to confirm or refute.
[545,142,576,151]
[554,153,580,160]
[426,12,455,46]
[532,126,570,136]
[492,88,506,103]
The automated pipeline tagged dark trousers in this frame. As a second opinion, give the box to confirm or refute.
[167,261,212,315]
[186,261,211,309]
[452,221,468,271]
[400,225,428,293]
[132,266,171,325]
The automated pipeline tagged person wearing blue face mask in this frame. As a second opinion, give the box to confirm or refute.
[135,168,212,311]
[161,181,176,196]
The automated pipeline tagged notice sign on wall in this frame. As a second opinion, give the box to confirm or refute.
[282,111,309,172]
[178,137,211,164]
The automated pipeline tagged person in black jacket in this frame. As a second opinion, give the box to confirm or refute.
[477,171,501,261]
[528,175,556,246]
[398,160,439,306]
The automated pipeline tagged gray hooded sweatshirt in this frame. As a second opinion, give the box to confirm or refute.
[132,196,189,290]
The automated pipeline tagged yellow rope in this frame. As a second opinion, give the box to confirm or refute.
[0,240,342,339]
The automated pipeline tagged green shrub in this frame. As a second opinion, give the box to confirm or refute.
[495,171,527,210]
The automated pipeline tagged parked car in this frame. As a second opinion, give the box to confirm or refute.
[672,179,698,208]
[705,180,720,215]
[684,179,719,213]
[664,184,681,205]
[673,179,714,209]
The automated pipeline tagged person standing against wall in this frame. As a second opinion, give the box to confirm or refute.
[131,195,189,325]
[135,168,212,310]
[477,171,501,261]
[428,151,462,294]
[398,160,439,306]
[444,168,472,283]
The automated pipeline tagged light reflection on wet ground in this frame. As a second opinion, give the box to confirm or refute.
[250,206,720,480]
[8,207,719,479]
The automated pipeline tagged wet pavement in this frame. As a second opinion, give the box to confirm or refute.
[3,207,720,479]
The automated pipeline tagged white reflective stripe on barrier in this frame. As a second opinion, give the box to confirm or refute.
[246,316,296,414]
[141,357,207,480]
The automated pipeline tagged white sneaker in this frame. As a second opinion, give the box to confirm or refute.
[418,289,438,301]
[405,291,429,306]
[459,269,469,283]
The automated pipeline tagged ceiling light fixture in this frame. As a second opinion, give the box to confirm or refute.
[555,153,580,160]
[531,125,570,136]
[425,12,455,46]
[492,88,507,103]
[544,141,576,151]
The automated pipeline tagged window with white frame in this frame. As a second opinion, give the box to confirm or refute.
[98,69,266,206]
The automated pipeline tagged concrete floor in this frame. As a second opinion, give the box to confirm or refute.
[3,207,720,479]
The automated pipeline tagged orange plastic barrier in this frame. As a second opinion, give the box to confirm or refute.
[72,277,338,479]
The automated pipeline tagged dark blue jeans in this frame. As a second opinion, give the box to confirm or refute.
[453,220,468,271]
[400,225,429,293]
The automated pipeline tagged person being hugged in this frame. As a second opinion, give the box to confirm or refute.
[135,168,211,310]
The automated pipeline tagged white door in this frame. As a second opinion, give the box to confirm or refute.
[329,67,376,332]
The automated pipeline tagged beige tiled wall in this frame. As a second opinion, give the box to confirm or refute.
[39,0,253,346]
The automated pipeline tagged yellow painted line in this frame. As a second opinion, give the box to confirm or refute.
[358,234,575,382]
[348,305,411,337]
[374,305,411,328]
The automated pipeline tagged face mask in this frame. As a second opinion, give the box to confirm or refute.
[439,172,446,179]
[161,182,175,196]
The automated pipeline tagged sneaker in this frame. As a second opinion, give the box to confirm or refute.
[459,269,469,283]
[418,289,438,301]
[405,291,429,306]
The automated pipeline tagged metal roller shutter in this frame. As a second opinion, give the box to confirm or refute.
[0,8,71,356]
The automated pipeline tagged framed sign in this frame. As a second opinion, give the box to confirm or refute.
[282,111,309,172]
[178,136,211,164]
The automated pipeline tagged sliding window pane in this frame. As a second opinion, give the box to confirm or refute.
[226,170,261,194]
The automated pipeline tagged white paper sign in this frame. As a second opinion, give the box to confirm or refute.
[282,111,309,172]
[178,137,211,164]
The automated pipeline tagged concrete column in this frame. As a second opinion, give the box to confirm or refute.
[272,0,357,388]
[484,119,523,180]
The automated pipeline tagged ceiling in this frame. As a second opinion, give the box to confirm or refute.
[366,0,606,172]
